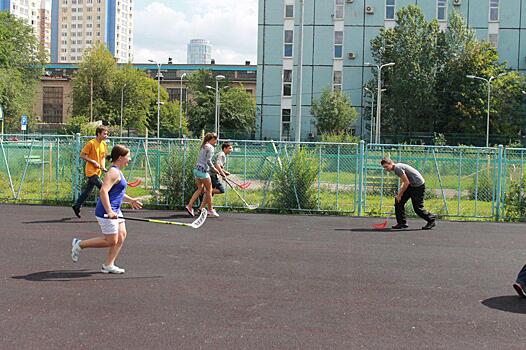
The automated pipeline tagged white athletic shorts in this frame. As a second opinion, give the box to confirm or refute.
[96,217,125,235]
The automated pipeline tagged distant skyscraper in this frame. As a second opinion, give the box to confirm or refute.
[1,0,52,56]
[50,0,133,63]
[187,39,212,64]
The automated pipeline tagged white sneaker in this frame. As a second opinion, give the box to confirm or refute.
[71,238,81,262]
[208,209,219,218]
[101,264,125,274]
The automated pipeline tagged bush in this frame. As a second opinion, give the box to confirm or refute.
[160,140,200,208]
[504,175,526,220]
[63,115,103,136]
[320,132,360,143]
[271,147,318,209]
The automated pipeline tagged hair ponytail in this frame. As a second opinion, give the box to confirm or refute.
[201,132,218,148]
[107,144,130,162]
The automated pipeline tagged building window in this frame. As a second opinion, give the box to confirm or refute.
[42,87,63,123]
[335,0,344,19]
[437,0,447,21]
[386,0,395,20]
[281,109,291,140]
[489,0,499,21]
[334,31,343,58]
[488,33,498,47]
[333,70,342,91]
[284,30,293,57]
[285,4,294,18]
[282,69,292,97]
[167,88,187,102]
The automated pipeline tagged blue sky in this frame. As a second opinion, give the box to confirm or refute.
[132,0,258,64]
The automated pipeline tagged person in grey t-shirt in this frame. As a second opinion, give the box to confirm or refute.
[381,158,436,230]
[209,142,233,196]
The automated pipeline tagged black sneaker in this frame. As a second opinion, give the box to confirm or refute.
[72,205,81,218]
[391,223,408,229]
[422,220,436,230]
[513,282,526,297]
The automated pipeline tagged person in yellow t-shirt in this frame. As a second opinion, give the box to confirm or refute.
[72,125,109,218]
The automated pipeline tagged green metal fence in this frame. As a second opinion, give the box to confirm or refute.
[0,134,522,221]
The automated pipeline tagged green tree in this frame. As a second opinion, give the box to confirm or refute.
[369,6,526,144]
[0,12,46,131]
[186,71,255,137]
[72,43,118,120]
[370,5,441,135]
[158,100,188,137]
[72,45,166,135]
[311,88,358,135]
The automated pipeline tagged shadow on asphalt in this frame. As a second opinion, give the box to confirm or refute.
[22,218,94,224]
[481,296,526,314]
[11,270,163,282]
[335,228,422,232]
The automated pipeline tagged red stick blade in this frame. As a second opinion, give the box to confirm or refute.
[372,220,388,229]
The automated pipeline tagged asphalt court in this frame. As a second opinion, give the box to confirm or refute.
[2,204,526,349]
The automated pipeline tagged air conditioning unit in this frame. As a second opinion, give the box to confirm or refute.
[366,5,374,14]
[348,52,356,59]
[453,0,461,5]
[346,0,353,3]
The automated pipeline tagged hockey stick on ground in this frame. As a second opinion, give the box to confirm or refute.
[224,177,258,210]
[372,212,392,230]
[108,209,207,229]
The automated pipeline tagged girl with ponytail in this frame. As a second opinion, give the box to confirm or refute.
[70,145,143,274]
[185,132,226,218]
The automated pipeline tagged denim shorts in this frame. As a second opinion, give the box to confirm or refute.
[193,168,210,179]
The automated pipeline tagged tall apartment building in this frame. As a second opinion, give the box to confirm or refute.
[0,0,52,56]
[50,0,133,63]
[257,0,526,141]
[187,39,212,64]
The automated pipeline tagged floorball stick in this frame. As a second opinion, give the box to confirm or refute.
[224,177,258,210]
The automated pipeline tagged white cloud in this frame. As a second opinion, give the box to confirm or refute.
[133,1,257,64]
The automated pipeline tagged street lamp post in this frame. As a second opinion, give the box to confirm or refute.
[179,73,187,138]
[364,87,375,144]
[120,83,126,138]
[148,59,163,138]
[365,62,395,143]
[206,75,226,138]
[466,72,507,147]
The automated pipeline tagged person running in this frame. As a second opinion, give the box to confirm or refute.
[72,125,109,218]
[70,145,142,274]
[185,133,226,218]
[209,142,234,197]
[380,158,436,230]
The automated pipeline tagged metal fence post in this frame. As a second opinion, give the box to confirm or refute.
[496,144,504,220]
[357,140,365,216]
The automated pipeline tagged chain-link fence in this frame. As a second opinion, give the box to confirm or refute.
[1,134,523,221]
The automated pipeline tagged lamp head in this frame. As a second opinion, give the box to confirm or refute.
[215,75,226,81]
[466,75,475,79]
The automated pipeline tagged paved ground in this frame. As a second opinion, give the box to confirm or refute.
[2,204,526,349]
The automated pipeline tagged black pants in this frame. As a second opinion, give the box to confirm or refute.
[74,175,102,208]
[395,184,434,224]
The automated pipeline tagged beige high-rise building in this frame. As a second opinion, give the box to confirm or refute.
[1,0,52,56]
[50,0,133,63]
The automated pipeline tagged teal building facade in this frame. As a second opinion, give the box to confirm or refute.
[256,0,526,141]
